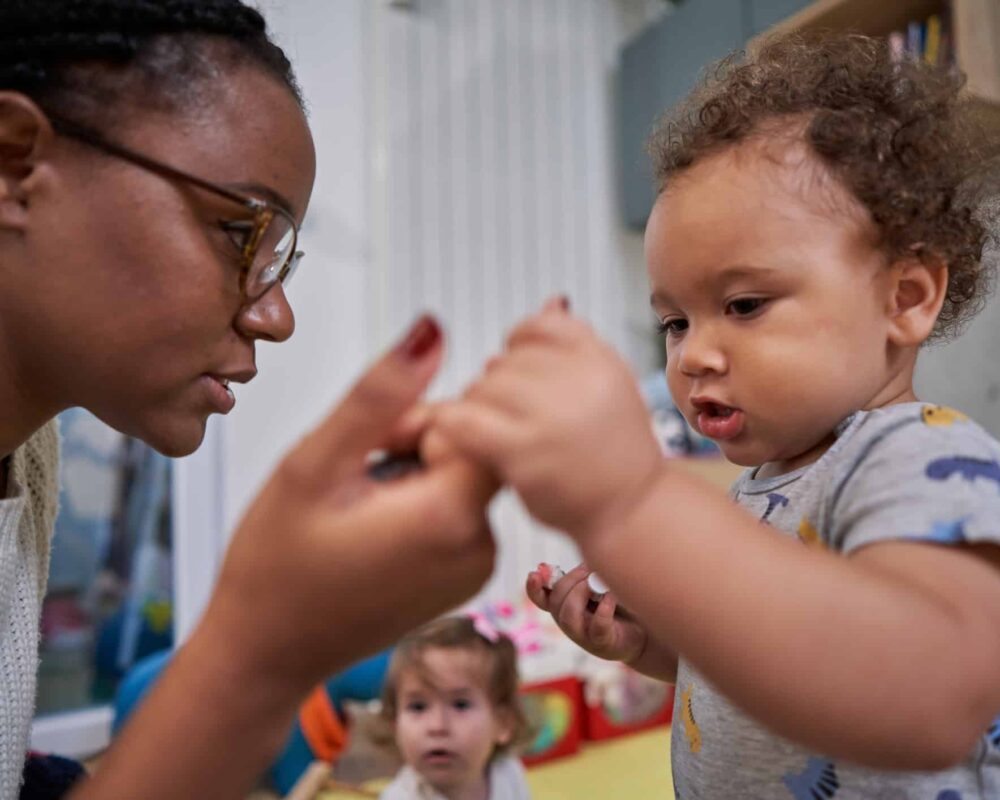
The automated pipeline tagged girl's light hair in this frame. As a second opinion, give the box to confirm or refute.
[380,616,532,757]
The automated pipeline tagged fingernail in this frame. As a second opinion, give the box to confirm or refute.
[558,295,570,311]
[398,314,441,360]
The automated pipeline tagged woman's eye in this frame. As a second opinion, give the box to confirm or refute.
[726,297,766,317]
[219,220,254,253]
[656,318,688,336]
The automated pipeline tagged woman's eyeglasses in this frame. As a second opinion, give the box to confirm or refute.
[47,114,304,302]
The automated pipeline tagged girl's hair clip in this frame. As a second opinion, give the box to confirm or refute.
[468,612,501,644]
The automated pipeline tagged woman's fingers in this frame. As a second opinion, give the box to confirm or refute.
[291,315,445,481]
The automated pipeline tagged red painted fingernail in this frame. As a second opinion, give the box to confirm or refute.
[398,314,441,360]
[558,294,570,311]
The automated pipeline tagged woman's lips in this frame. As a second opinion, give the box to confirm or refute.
[202,374,236,413]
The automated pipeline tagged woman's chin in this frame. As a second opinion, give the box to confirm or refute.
[138,415,209,458]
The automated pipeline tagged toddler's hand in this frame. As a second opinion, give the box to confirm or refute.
[527,563,647,664]
[433,304,665,541]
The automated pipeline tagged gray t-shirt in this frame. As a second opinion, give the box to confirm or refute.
[671,402,1000,800]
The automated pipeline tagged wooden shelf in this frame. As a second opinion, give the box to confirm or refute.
[751,0,1000,116]
[763,0,946,40]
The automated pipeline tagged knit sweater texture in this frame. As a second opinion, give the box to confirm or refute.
[0,421,60,799]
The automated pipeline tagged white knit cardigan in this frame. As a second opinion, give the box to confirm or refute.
[0,420,60,799]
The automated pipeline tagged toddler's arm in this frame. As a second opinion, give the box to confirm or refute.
[434,307,1000,770]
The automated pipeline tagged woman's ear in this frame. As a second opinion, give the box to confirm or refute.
[886,253,949,347]
[0,92,53,232]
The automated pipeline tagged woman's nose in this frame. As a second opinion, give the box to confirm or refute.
[235,283,295,342]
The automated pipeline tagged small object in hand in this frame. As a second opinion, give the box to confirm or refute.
[538,562,626,617]
[366,450,424,481]
[537,562,567,590]
[587,572,609,597]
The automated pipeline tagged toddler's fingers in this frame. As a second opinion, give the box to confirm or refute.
[588,592,618,649]
[525,572,551,611]
[483,354,504,374]
[541,294,571,313]
[505,309,591,352]
[382,402,436,453]
[547,563,590,609]
[432,399,525,471]
[462,364,537,418]
[554,574,596,638]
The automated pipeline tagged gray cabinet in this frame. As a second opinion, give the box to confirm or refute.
[747,0,813,34]
[617,0,812,228]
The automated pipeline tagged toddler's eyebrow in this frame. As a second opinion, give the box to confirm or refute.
[649,289,677,310]
[651,264,780,308]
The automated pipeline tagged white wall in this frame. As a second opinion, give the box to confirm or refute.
[174,0,667,634]
[375,0,665,603]
[222,0,378,532]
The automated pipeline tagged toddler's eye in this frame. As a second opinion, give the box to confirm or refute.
[453,698,472,711]
[726,297,766,317]
[656,318,688,336]
[405,700,427,713]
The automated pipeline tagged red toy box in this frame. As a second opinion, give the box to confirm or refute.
[519,675,585,766]
[582,667,674,741]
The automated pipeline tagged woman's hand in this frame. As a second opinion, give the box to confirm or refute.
[79,316,501,800]
[197,315,500,693]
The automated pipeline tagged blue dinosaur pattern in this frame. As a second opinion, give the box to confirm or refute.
[988,716,1000,749]
[902,518,970,545]
[925,457,1000,491]
[783,757,839,799]
[761,492,790,523]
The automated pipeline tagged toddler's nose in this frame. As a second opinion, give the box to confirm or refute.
[676,324,726,377]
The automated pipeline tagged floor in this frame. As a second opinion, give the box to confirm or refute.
[315,726,675,800]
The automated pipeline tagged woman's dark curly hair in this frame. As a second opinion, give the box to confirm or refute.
[647,32,1000,341]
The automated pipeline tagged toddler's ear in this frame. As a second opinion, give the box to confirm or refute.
[494,708,516,747]
[886,254,948,347]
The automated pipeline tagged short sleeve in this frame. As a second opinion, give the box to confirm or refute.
[829,412,1000,555]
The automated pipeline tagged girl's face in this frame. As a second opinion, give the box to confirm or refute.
[5,64,316,456]
[394,647,513,798]
[646,138,904,474]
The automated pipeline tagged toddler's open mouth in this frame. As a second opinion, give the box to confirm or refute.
[691,399,745,441]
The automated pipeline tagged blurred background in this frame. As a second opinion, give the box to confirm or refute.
[31,0,1000,779]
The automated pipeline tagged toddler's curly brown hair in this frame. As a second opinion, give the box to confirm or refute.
[647,32,1000,341]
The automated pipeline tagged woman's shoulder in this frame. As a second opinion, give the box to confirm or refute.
[12,418,61,540]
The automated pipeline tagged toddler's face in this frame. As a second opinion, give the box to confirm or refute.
[646,138,898,473]
[394,647,512,795]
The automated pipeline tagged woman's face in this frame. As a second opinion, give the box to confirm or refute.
[11,65,316,456]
